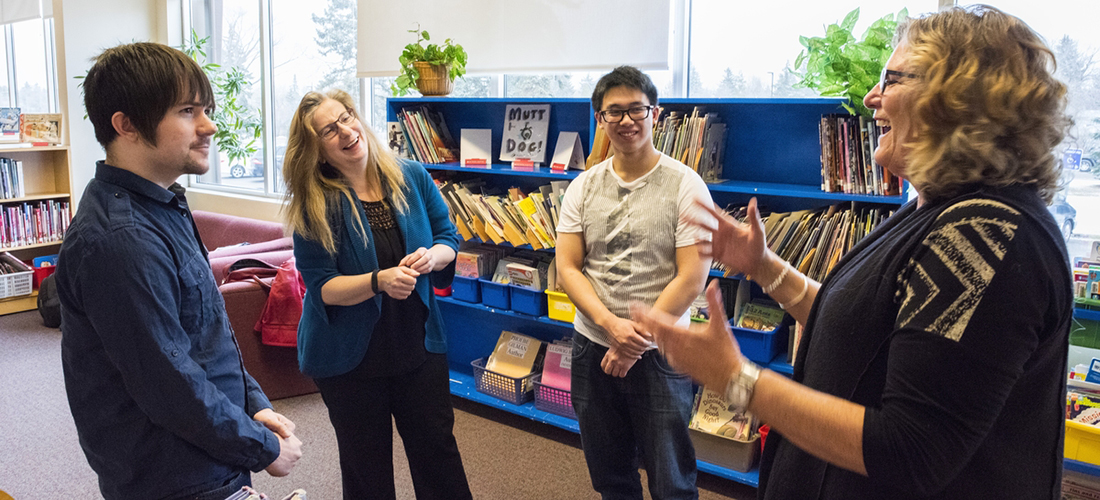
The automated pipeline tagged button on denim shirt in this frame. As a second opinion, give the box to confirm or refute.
[56,162,279,500]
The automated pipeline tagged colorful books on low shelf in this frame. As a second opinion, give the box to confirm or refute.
[436,175,570,249]
[540,340,572,391]
[0,199,71,248]
[689,386,758,442]
[20,113,62,145]
[485,331,546,379]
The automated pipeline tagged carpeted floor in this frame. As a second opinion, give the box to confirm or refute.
[0,310,757,499]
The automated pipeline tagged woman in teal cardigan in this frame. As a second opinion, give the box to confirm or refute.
[283,89,470,500]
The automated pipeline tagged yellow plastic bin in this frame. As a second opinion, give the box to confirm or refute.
[546,290,576,323]
[1066,419,1100,465]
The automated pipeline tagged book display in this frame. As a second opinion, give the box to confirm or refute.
[389,96,910,486]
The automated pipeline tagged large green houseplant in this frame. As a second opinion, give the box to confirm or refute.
[792,8,907,117]
[181,30,262,169]
[391,26,468,97]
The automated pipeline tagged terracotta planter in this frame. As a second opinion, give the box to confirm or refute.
[413,61,454,96]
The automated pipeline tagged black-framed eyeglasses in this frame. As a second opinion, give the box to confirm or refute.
[598,105,654,123]
[320,112,354,141]
[880,69,920,94]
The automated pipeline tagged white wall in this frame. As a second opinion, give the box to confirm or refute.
[56,0,162,208]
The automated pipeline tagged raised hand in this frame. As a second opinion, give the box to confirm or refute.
[630,280,743,389]
[694,197,769,278]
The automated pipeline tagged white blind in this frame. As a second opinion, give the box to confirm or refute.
[0,0,40,24]
[41,0,50,19]
[357,0,671,78]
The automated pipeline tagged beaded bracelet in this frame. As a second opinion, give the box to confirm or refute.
[761,262,790,294]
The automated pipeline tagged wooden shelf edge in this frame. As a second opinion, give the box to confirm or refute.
[0,290,38,315]
[0,241,63,253]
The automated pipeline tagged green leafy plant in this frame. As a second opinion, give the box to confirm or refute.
[391,25,468,96]
[792,8,907,117]
[181,30,261,167]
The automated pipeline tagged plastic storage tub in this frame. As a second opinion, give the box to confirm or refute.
[546,290,576,323]
[0,253,32,299]
[731,322,788,364]
[451,276,481,303]
[510,285,547,316]
[534,377,576,419]
[480,279,511,309]
[1066,419,1100,465]
[689,429,759,472]
[470,357,537,405]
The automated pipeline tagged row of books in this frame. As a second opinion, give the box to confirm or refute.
[819,114,904,196]
[1,200,70,248]
[395,105,458,164]
[715,203,893,283]
[653,108,727,183]
[0,158,25,199]
[456,244,554,291]
[437,177,570,250]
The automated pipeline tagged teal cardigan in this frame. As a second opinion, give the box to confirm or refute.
[292,160,459,379]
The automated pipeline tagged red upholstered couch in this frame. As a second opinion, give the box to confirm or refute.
[192,211,317,400]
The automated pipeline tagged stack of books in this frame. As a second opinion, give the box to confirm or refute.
[485,331,546,379]
[653,107,727,182]
[818,114,904,196]
[394,105,458,164]
[437,177,569,249]
[455,244,507,279]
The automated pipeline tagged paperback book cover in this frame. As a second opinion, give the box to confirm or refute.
[485,331,545,379]
[540,342,572,391]
[689,386,756,441]
[20,113,62,145]
[0,107,20,141]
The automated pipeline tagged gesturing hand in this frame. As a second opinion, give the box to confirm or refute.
[378,266,419,300]
[399,247,436,275]
[693,197,769,278]
[630,280,743,390]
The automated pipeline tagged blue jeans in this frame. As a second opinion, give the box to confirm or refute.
[571,333,699,500]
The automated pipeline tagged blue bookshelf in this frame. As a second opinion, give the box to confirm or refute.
[407,96,905,489]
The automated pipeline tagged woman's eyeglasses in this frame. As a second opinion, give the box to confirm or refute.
[880,69,920,94]
[320,112,355,141]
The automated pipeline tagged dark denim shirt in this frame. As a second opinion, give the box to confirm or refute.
[57,162,279,500]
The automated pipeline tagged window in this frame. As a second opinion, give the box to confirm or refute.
[0,14,60,113]
[982,0,1100,259]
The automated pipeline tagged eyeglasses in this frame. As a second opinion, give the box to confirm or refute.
[880,69,920,94]
[319,112,355,141]
[598,105,655,123]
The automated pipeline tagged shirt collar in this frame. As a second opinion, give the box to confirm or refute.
[95,160,181,206]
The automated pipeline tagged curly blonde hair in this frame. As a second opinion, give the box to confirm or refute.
[282,89,408,254]
[898,5,1069,203]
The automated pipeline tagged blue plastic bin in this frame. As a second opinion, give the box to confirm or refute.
[510,285,547,316]
[480,279,511,309]
[451,276,481,303]
[731,322,788,364]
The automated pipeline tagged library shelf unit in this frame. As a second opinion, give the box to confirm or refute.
[390,95,904,488]
[0,145,73,316]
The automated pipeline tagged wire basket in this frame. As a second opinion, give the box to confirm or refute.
[0,252,32,300]
[471,357,537,405]
[533,376,576,419]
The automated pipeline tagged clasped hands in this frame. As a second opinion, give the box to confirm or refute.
[600,316,652,378]
[374,247,437,300]
[253,408,302,477]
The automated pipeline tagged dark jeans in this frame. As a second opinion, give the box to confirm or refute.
[163,471,250,500]
[571,333,699,500]
[314,353,472,500]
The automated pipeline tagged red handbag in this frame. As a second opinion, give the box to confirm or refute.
[251,257,305,347]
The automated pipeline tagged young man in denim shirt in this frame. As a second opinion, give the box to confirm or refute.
[56,42,302,500]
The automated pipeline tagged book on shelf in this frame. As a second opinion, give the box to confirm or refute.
[540,340,572,391]
[501,104,551,165]
[386,121,411,159]
[0,199,70,248]
[736,301,785,332]
[819,113,903,196]
[485,330,546,378]
[460,129,493,167]
[396,106,457,164]
[19,113,62,145]
[0,108,20,142]
[585,127,611,168]
[0,158,25,199]
[689,385,757,442]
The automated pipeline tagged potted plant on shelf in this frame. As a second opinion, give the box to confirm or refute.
[391,25,468,97]
[791,8,906,117]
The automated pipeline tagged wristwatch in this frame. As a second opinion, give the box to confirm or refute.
[724,357,761,414]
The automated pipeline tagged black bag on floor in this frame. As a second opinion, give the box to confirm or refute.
[37,273,61,328]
